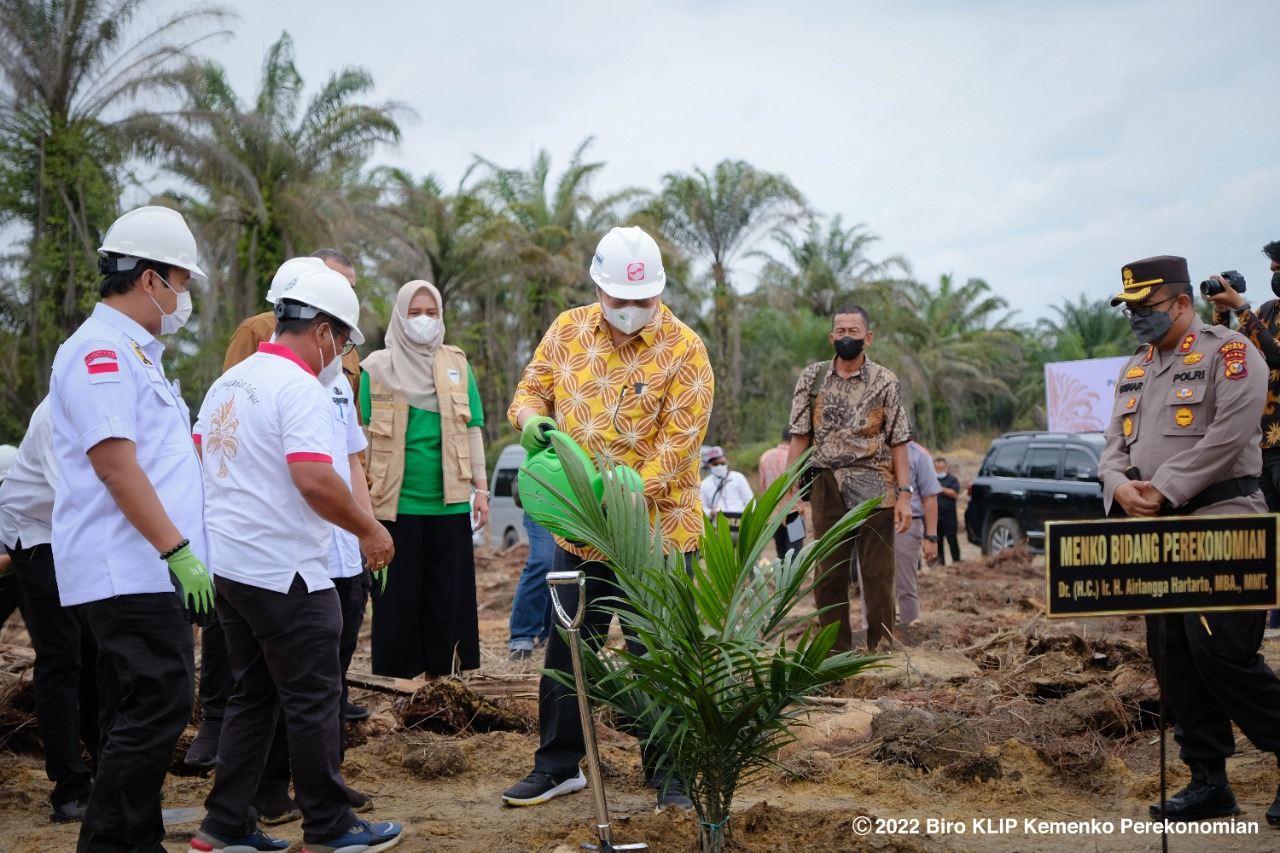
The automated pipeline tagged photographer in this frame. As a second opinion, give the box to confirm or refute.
[1205,240,1280,635]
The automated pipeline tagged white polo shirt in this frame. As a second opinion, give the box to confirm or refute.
[0,397,56,549]
[50,303,208,606]
[326,375,367,579]
[195,343,337,593]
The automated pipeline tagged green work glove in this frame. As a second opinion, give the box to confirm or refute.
[520,415,558,454]
[166,543,215,626]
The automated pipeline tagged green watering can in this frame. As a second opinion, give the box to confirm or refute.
[517,423,644,540]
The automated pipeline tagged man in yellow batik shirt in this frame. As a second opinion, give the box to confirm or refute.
[501,226,713,811]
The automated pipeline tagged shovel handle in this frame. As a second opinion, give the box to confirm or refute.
[548,570,586,630]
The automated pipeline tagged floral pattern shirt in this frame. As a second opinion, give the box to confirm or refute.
[1214,303,1280,449]
[510,303,714,556]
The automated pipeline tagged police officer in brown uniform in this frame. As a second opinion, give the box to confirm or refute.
[1101,255,1280,825]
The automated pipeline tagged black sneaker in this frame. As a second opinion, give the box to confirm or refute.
[346,786,374,813]
[1266,783,1280,827]
[50,795,89,823]
[184,721,221,769]
[344,700,371,722]
[189,827,290,852]
[656,789,693,811]
[301,819,401,853]
[501,769,587,806]
[508,648,534,661]
[1149,780,1240,821]
[252,791,301,826]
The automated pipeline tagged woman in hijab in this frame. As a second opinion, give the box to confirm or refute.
[360,280,487,678]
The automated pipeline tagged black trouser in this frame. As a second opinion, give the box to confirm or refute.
[533,546,690,784]
[76,592,194,853]
[8,543,98,807]
[1260,447,1280,628]
[333,572,369,759]
[1146,610,1280,770]
[937,510,960,564]
[202,575,352,844]
[372,513,480,678]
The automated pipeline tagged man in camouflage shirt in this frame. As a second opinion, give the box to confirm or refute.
[787,305,913,652]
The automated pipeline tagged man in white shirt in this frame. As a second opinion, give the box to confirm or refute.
[49,206,215,852]
[0,399,99,823]
[191,268,402,853]
[699,446,754,539]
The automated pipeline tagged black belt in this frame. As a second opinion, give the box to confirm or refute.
[1160,476,1259,516]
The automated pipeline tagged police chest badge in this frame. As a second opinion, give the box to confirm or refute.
[1123,415,1133,437]
[1175,407,1194,427]
[1219,341,1248,380]
[1125,367,1146,379]
[1183,353,1204,365]
[1176,388,1193,400]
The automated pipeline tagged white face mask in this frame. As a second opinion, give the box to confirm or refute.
[602,302,656,335]
[710,464,728,479]
[936,472,946,480]
[149,277,192,335]
[317,329,344,385]
[402,314,441,345]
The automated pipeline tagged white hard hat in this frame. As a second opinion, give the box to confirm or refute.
[589,226,665,300]
[98,206,207,281]
[274,268,365,345]
[0,444,16,480]
[266,257,327,304]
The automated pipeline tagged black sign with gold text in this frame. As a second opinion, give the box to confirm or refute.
[1045,514,1280,617]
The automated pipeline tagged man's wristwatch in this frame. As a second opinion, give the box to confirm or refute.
[924,534,939,543]
[896,485,914,496]
[1233,301,1251,316]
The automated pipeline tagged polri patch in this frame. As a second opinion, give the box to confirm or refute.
[1183,353,1204,365]
[1175,407,1194,427]
[1126,367,1146,379]
[1220,340,1248,380]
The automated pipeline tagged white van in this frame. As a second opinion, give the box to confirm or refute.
[488,444,528,550]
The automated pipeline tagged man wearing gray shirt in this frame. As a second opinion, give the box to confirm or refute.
[892,439,940,629]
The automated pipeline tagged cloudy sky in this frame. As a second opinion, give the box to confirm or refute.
[156,0,1280,324]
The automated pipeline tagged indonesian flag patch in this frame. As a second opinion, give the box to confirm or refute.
[84,349,119,379]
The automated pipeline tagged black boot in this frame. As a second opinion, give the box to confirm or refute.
[1266,783,1280,828]
[1149,765,1240,821]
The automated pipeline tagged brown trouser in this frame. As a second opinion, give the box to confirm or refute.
[810,469,897,652]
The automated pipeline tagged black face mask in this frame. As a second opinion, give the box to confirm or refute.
[1271,271,1280,299]
[834,336,864,361]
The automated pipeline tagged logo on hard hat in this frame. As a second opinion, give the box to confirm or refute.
[627,263,645,282]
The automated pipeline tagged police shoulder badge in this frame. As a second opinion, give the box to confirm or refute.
[1178,333,1196,353]
[1219,340,1248,380]
[1175,407,1194,427]
[1183,353,1204,365]
[1125,367,1146,379]
[1123,415,1133,437]
[1143,345,1155,364]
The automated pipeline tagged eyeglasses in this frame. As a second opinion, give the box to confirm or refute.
[1121,295,1176,319]
[328,326,356,356]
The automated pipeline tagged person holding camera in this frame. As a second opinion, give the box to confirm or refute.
[1204,240,1280,634]
[1102,255,1280,826]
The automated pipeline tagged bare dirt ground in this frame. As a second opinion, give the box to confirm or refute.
[3,452,1279,852]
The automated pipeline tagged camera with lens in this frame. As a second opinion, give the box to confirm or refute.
[1199,270,1246,298]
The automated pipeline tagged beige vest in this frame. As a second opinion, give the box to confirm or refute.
[365,345,473,521]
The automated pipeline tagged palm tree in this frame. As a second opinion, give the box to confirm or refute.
[756,216,909,316]
[0,0,231,424]
[144,30,405,328]
[653,160,805,447]
[475,137,645,331]
[1039,293,1133,360]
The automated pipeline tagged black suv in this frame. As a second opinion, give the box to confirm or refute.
[965,431,1105,556]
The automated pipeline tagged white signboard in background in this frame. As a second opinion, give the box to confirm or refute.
[1044,357,1129,432]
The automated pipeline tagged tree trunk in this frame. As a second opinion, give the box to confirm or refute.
[711,261,738,448]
